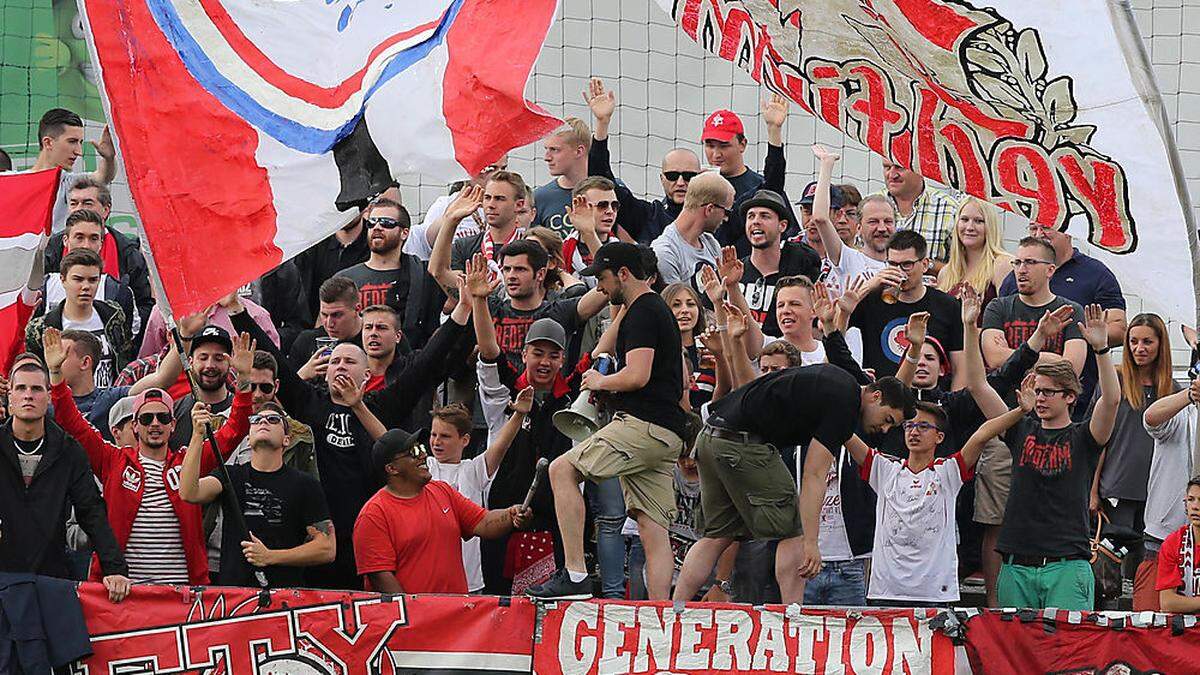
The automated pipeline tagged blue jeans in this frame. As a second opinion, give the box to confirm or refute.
[587,477,627,598]
[803,558,867,606]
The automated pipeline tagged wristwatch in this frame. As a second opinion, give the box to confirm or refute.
[717,578,733,595]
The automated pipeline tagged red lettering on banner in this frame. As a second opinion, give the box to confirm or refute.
[913,88,943,182]
[1055,149,1135,252]
[809,65,844,128]
[848,65,905,155]
[993,140,1064,227]
[939,122,988,197]
[183,612,296,673]
[294,599,407,675]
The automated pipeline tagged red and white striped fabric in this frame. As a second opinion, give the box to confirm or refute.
[0,168,57,375]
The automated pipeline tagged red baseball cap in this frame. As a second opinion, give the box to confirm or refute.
[701,109,744,143]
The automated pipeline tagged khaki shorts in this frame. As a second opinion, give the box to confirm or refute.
[694,429,802,540]
[562,412,683,528]
[973,436,1012,525]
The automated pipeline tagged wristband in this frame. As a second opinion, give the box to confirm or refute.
[1094,346,1111,356]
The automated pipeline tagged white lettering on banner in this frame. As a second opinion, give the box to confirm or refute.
[552,603,938,673]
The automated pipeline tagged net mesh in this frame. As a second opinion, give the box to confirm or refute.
[1,0,1198,318]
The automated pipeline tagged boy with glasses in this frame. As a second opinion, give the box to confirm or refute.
[353,429,530,594]
[849,394,1029,607]
[843,230,966,384]
[180,401,334,587]
[995,305,1118,610]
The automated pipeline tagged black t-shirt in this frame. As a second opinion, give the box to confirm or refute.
[170,392,233,450]
[849,287,964,379]
[709,363,860,449]
[998,416,1102,557]
[488,294,581,373]
[337,262,410,317]
[612,292,686,438]
[981,294,1083,355]
[215,463,329,587]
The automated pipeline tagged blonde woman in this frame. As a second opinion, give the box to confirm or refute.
[937,196,1012,321]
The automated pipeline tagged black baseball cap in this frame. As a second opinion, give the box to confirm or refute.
[797,181,845,210]
[371,427,428,476]
[189,324,233,355]
[578,241,645,278]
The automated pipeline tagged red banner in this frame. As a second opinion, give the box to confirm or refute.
[75,582,534,674]
[961,610,1200,674]
[533,600,955,674]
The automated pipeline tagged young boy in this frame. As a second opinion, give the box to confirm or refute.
[1157,476,1200,613]
[849,388,1035,606]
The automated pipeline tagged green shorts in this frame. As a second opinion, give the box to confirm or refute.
[997,558,1094,610]
[694,429,802,540]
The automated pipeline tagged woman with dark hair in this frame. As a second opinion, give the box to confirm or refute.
[1089,313,1176,608]
[662,282,717,413]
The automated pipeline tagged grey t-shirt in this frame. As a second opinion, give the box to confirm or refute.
[1094,386,1158,501]
[650,224,720,295]
[533,181,573,239]
[981,294,1084,355]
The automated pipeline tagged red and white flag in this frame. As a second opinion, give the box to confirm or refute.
[0,168,57,375]
[79,0,561,317]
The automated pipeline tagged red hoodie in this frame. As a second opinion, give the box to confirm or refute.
[50,382,252,584]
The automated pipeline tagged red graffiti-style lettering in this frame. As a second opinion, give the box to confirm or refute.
[809,65,844,128]
[849,65,905,155]
[940,121,988,197]
[993,141,1063,228]
[1056,149,1135,252]
[294,599,407,675]
[183,612,295,673]
[913,87,943,182]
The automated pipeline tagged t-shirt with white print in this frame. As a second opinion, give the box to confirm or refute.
[63,309,116,388]
[427,454,492,592]
[861,448,970,603]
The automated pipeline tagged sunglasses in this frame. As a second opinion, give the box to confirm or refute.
[364,216,407,230]
[247,381,276,395]
[662,170,699,182]
[249,413,286,426]
[397,443,429,461]
[902,421,941,433]
[137,412,173,426]
[709,204,734,217]
[587,200,620,212]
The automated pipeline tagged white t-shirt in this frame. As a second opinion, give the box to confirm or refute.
[814,449,854,561]
[862,448,969,603]
[44,273,141,336]
[404,194,484,260]
[427,454,493,592]
[760,336,827,366]
[62,308,116,388]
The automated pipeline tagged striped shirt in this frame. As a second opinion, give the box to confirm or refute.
[125,456,189,584]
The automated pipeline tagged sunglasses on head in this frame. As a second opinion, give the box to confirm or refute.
[137,412,173,426]
[364,216,407,230]
[249,413,285,426]
[662,170,699,182]
[248,381,276,394]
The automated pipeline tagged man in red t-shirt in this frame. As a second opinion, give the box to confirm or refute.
[353,428,531,593]
[1157,477,1200,613]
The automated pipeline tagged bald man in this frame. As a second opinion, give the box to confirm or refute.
[650,172,733,291]
[587,80,702,244]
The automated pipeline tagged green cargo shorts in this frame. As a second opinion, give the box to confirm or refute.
[694,429,802,540]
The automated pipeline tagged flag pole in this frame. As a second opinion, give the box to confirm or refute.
[137,235,271,601]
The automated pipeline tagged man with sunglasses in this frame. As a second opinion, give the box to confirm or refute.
[561,177,621,287]
[994,306,1118,610]
[337,198,444,350]
[180,402,333,587]
[45,328,257,586]
[354,428,531,594]
[844,230,966,385]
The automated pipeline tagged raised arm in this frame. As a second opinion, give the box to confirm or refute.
[696,328,731,402]
[1145,380,1195,429]
[716,247,763,358]
[483,387,532,477]
[178,403,225,504]
[466,254,501,360]
[810,145,844,264]
[959,288,1007,418]
[90,126,117,184]
[960,404,1028,468]
[1084,304,1121,446]
[721,302,757,389]
[44,328,116,474]
[228,307,321,426]
[894,311,929,387]
[429,185,483,291]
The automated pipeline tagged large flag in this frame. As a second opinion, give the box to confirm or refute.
[659,0,1197,323]
[0,168,56,375]
[79,0,561,316]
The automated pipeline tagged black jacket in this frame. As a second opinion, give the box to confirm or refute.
[399,254,447,350]
[45,226,154,345]
[0,422,126,579]
[588,137,681,244]
[0,573,92,672]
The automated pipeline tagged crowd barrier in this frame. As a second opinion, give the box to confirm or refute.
[68,582,1200,674]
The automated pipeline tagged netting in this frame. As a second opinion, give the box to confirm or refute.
[1,0,1198,315]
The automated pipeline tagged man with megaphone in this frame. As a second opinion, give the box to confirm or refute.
[527,242,688,601]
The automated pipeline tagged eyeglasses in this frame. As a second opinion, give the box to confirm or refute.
[247,382,276,395]
[1033,387,1069,398]
[709,204,734,217]
[249,413,285,426]
[902,421,941,433]
[886,259,924,272]
[364,216,407,230]
[663,170,700,182]
[1011,258,1053,269]
[137,412,173,426]
[587,200,620,212]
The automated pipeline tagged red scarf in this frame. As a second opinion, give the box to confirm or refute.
[481,227,522,279]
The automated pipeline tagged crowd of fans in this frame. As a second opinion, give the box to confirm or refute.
[3,78,1199,615]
